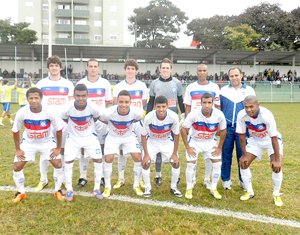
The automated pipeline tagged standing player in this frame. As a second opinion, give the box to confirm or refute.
[11,87,64,202]
[142,95,182,197]
[35,55,74,192]
[112,59,148,189]
[101,90,143,198]
[236,95,283,206]
[17,84,31,108]
[61,84,104,201]
[0,78,17,126]
[181,93,227,199]
[183,64,220,190]
[220,67,255,190]
[147,58,185,186]
[75,59,112,188]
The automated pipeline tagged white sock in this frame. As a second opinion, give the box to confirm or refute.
[272,170,283,195]
[53,167,64,191]
[211,161,221,190]
[171,166,180,189]
[79,155,89,180]
[142,168,151,189]
[133,161,142,187]
[13,170,25,194]
[186,163,195,190]
[40,159,49,182]
[118,155,126,181]
[64,162,74,191]
[240,168,254,194]
[192,161,197,181]
[103,161,113,189]
[93,162,103,191]
[155,171,162,178]
[205,159,213,179]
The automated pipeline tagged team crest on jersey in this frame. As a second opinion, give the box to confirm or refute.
[59,87,65,93]
[258,125,264,130]
[164,126,169,130]
[40,121,46,127]
[126,123,131,127]
[95,149,101,154]
[97,89,102,95]
[136,144,140,149]
[171,87,177,92]
[210,125,216,130]
[242,91,245,95]
[135,91,140,97]
[86,117,91,122]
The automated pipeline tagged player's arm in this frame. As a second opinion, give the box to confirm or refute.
[51,130,62,159]
[113,97,118,105]
[185,105,191,116]
[142,135,151,169]
[212,128,227,156]
[142,99,147,109]
[177,95,185,114]
[13,79,17,89]
[180,126,196,158]
[271,136,282,173]
[105,100,111,107]
[239,134,247,155]
[146,96,155,114]
[170,134,180,168]
[13,132,25,161]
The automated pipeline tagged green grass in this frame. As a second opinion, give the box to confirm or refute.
[0,103,300,234]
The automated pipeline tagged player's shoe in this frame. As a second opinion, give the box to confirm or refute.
[154,177,162,186]
[185,189,193,199]
[66,190,74,202]
[76,178,88,188]
[133,186,143,196]
[240,192,255,201]
[238,181,247,191]
[177,177,181,187]
[10,119,14,124]
[34,181,48,192]
[54,190,65,201]
[113,180,125,189]
[140,179,146,189]
[273,194,283,207]
[103,188,111,198]
[204,178,211,190]
[12,192,26,203]
[143,187,152,197]
[0,120,4,126]
[93,189,104,200]
[170,187,183,197]
[100,178,105,188]
[210,189,222,199]
[222,180,232,190]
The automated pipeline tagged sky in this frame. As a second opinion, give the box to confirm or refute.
[0,0,299,48]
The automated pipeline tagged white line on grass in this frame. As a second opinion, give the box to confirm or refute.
[2,185,300,228]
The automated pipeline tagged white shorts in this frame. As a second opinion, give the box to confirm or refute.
[146,137,177,163]
[246,136,283,161]
[51,122,68,148]
[185,136,221,162]
[104,132,141,156]
[64,134,102,162]
[14,138,61,162]
[95,120,107,145]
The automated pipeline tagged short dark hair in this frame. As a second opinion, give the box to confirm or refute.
[124,59,139,70]
[160,58,172,68]
[87,59,99,67]
[47,55,62,68]
[228,67,242,75]
[201,92,214,102]
[117,90,131,100]
[24,84,29,88]
[3,79,9,85]
[154,95,168,106]
[26,87,43,99]
[74,83,88,95]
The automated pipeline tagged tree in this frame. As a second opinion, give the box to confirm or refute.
[128,0,188,48]
[0,19,37,44]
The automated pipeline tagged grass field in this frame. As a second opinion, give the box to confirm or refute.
[0,103,300,234]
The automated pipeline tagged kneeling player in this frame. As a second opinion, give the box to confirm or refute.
[142,95,182,197]
[61,84,104,201]
[11,87,64,202]
[101,90,143,198]
[236,95,283,207]
[181,93,227,199]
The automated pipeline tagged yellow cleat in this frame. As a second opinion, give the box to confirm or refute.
[185,189,193,199]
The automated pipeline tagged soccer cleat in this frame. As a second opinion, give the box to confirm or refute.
[140,179,146,189]
[133,186,143,196]
[100,177,105,188]
[204,178,211,190]
[170,187,183,197]
[76,178,88,188]
[222,180,232,190]
[103,188,111,198]
[238,181,247,191]
[210,189,222,199]
[0,120,4,126]
[93,189,104,200]
[185,189,193,199]
[273,195,283,207]
[66,190,74,201]
[10,119,14,124]
[143,187,152,197]
[113,180,125,189]
[54,190,65,201]
[154,177,162,186]
[12,192,26,203]
[34,181,48,192]
[177,177,181,187]
[240,192,255,201]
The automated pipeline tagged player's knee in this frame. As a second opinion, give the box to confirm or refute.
[142,163,150,170]
[93,158,102,163]
[172,161,180,169]
[52,160,62,168]
[13,165,23,172]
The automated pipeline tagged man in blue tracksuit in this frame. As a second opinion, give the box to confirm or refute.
[219,67,255,190]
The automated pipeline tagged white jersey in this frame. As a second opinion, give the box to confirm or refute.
[236,106,280,141]
[36,77,74,110]
[61,100,102,138]
[184,81,220,109]
[12,105,63,144]
[183,107,226,141]
[76,76,112,108]
[113,79,148,110]
[100,105,143,137]
[142,109,179,140]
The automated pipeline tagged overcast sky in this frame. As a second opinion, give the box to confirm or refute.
[1,0,299,47]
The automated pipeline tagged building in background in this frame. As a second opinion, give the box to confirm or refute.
[18,0,124,46]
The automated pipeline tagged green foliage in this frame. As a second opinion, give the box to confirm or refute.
[128,0,188,48]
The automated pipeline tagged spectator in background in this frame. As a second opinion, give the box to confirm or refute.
[3,69,9,78]
[11,70,16,78]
